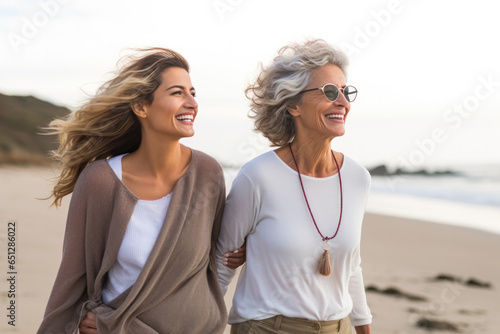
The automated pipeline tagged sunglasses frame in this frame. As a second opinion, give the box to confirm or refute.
[300,83,358,102]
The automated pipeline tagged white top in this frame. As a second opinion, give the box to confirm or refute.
[102,154,171,304]
[217,151,373,326]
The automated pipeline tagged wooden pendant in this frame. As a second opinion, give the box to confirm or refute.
[318,249,332,276]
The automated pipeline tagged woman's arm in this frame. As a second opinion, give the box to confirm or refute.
[216,171,258,294]
[37,170,91,333]
[349,170,373,329]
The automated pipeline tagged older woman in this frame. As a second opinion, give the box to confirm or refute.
[217,40,372,334]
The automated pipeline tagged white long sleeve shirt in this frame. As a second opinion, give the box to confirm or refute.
[217,151,373,326]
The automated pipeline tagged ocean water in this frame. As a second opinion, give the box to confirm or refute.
[370,165,500,206]
[367,166,500,235]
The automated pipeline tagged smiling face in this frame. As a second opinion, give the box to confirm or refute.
[137,67,198,140]
[289,64,350,141]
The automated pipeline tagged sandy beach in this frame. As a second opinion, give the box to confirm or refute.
[1,166,499,333]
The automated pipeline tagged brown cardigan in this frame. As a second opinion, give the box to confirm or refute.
[38,150,228,333]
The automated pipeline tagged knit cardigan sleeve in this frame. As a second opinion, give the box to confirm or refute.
[38,166,93,333]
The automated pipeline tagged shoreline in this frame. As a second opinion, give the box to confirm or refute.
[0,167,498,333]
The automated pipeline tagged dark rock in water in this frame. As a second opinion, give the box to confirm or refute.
[403,292,428,302]
[415,317,460,332]
[431,274,492,288]
[365,285,379,292]
[381,287,401,295]
[368,164,459,177]
[368,165,390,176]
[465,278,491,288]
[365,285,427,301]
[432,274,462,282]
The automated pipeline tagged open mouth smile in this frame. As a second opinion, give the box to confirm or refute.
[175,114,194,123]
[325,113,344,120]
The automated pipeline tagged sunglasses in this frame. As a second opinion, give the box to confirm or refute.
[300,84,358,102]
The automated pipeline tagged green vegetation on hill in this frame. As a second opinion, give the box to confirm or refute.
[0,93,69,164]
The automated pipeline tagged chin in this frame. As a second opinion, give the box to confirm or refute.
[183,131,195,138]
[331,129,346,138]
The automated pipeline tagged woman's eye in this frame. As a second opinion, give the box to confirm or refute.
[191,92,196,98]
[172,91,182,95]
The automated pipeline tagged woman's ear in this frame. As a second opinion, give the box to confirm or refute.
[287,104,300,117]
[131,101,147,119]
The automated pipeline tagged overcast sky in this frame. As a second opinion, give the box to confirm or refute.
[1,0,499,168]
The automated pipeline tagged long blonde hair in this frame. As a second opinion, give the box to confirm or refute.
[47,48,189,207]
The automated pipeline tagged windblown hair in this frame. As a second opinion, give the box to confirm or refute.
[47,48,189,207]
[245,39,349,147]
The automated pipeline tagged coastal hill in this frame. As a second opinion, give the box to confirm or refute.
[0,93,69,164]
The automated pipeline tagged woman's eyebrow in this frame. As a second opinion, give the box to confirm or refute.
[165,85,196,91]
[165,85,185,91]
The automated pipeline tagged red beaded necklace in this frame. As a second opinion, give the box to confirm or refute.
[289,144,343,276]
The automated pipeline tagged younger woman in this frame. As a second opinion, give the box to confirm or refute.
[38,48,243,333]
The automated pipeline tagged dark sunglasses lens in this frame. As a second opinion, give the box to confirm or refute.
[323,85,339,102]
[344,86,357,102]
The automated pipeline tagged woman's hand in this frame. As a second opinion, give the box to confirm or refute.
[79,311,98,334]
[354,324,371,334]
[223,243,246,270]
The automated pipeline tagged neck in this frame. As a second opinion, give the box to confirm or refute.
[287,135,336,177]
[132,134,189,179]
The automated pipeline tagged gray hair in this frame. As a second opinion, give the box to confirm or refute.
[246,39,349,147]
